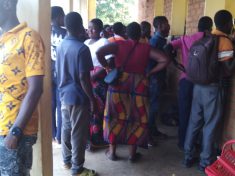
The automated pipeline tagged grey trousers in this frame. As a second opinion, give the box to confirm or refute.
[184,84,224,167]
[61,104,89,175]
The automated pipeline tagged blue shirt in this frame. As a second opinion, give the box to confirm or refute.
[56,36,94,105]
[148,32,167,81]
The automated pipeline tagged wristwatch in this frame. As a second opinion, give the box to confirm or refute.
[10,126,23,138]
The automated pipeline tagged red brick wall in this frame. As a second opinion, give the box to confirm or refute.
[164,0,172,23]
[138,0,155,25]
[185,0,205,34]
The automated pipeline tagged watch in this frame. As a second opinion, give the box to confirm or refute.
[10,126,23,138]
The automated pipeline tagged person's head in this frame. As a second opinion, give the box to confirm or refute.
[0,0,18,27]
[126,22,141,40]
[104,24,111,33]
[65,12,84,37]
[197,16,213,32]
[153,16,170,37]
[88,18,103,39]
[51,6,65,27]
[214,10,233,34]
[100,24,110,38]
[112,22,125,36]
[140,21,151,39]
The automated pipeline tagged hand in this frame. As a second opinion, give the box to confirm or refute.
[104,66,111,73]
[89,97,98,115]
[4,134,19,149]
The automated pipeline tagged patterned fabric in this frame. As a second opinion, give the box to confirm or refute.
[0,135,37,176]
[90,66,107,145]
[0,23,45,135]
[103,72,149,148]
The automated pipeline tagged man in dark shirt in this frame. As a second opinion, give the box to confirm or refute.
[56,12,97,176]
[148,16,170,143]
[51,6,66,144]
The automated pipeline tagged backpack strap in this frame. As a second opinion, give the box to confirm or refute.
[164,43,186,73]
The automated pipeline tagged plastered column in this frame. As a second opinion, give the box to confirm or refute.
[17,0,52,176]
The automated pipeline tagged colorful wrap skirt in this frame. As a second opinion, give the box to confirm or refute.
[103,72,149,148]
[90,66,107,145]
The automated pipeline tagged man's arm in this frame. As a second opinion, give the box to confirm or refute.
[4,75,43,149]
[80,72,97,114]
[222,58,235,75]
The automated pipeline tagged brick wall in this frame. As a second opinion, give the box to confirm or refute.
[185,0,205,34]
[138,0,155,25]
[164,0,172,23]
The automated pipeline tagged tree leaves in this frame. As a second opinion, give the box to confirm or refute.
[96,0,135,25]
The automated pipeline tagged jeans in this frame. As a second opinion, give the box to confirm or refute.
[0,135,37,176]
[178,78,194,149]
[52,60,62,142]
[184,84,225,167]
[61,103,90,175]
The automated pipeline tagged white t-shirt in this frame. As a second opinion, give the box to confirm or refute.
[84,38,112,67]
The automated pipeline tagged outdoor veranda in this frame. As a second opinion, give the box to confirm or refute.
[53,124,204,176]
[15,0,235,175]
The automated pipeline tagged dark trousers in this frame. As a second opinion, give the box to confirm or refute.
[51,60,62,142]
[148,77,165,131]
[178,78,194,149]
[61,104,89,175]
[184,84,225,167]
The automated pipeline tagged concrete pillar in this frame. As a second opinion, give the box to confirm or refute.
[171,0,187,35]
[88,0,96,21]
[154,0,164,16]
[185,0,205,34]
[205,0,235,21]
[69,0,74,12]
[17,0,52,176]
[73,0,89,28]
[138,0,155,24]
[204,0,226,20]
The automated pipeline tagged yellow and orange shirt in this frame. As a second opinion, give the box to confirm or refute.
[0,23,45,136]
[212,29,234,62]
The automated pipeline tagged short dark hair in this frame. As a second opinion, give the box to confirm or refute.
[112,22,124,35]
[141,21,151,30]
[51,6,64,20]
[153,16,168,29]
[90,18,103,32]
[197,16,213,32]
[126,22,141,40]
[65,12,83,34]
[214,10,233,29]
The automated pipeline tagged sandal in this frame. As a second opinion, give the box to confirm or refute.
[105,149,118,161]
[128,152,142,163]
[72,168,96,176]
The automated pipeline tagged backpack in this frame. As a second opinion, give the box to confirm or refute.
[187,34,228,84]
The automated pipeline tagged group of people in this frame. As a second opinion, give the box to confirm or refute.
[52,7,235,176]
[0,0,234,175]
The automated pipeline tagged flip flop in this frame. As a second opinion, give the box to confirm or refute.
[128,152,142,163]
[105,149,118,161]
[72,168,96,176]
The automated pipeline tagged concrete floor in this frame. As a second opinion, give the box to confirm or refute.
[53,126,206,176]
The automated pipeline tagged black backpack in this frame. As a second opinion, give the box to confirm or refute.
[187,34,228,84]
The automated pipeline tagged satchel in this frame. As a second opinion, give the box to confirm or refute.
[104,42,138,85]
[104,68,121,85]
